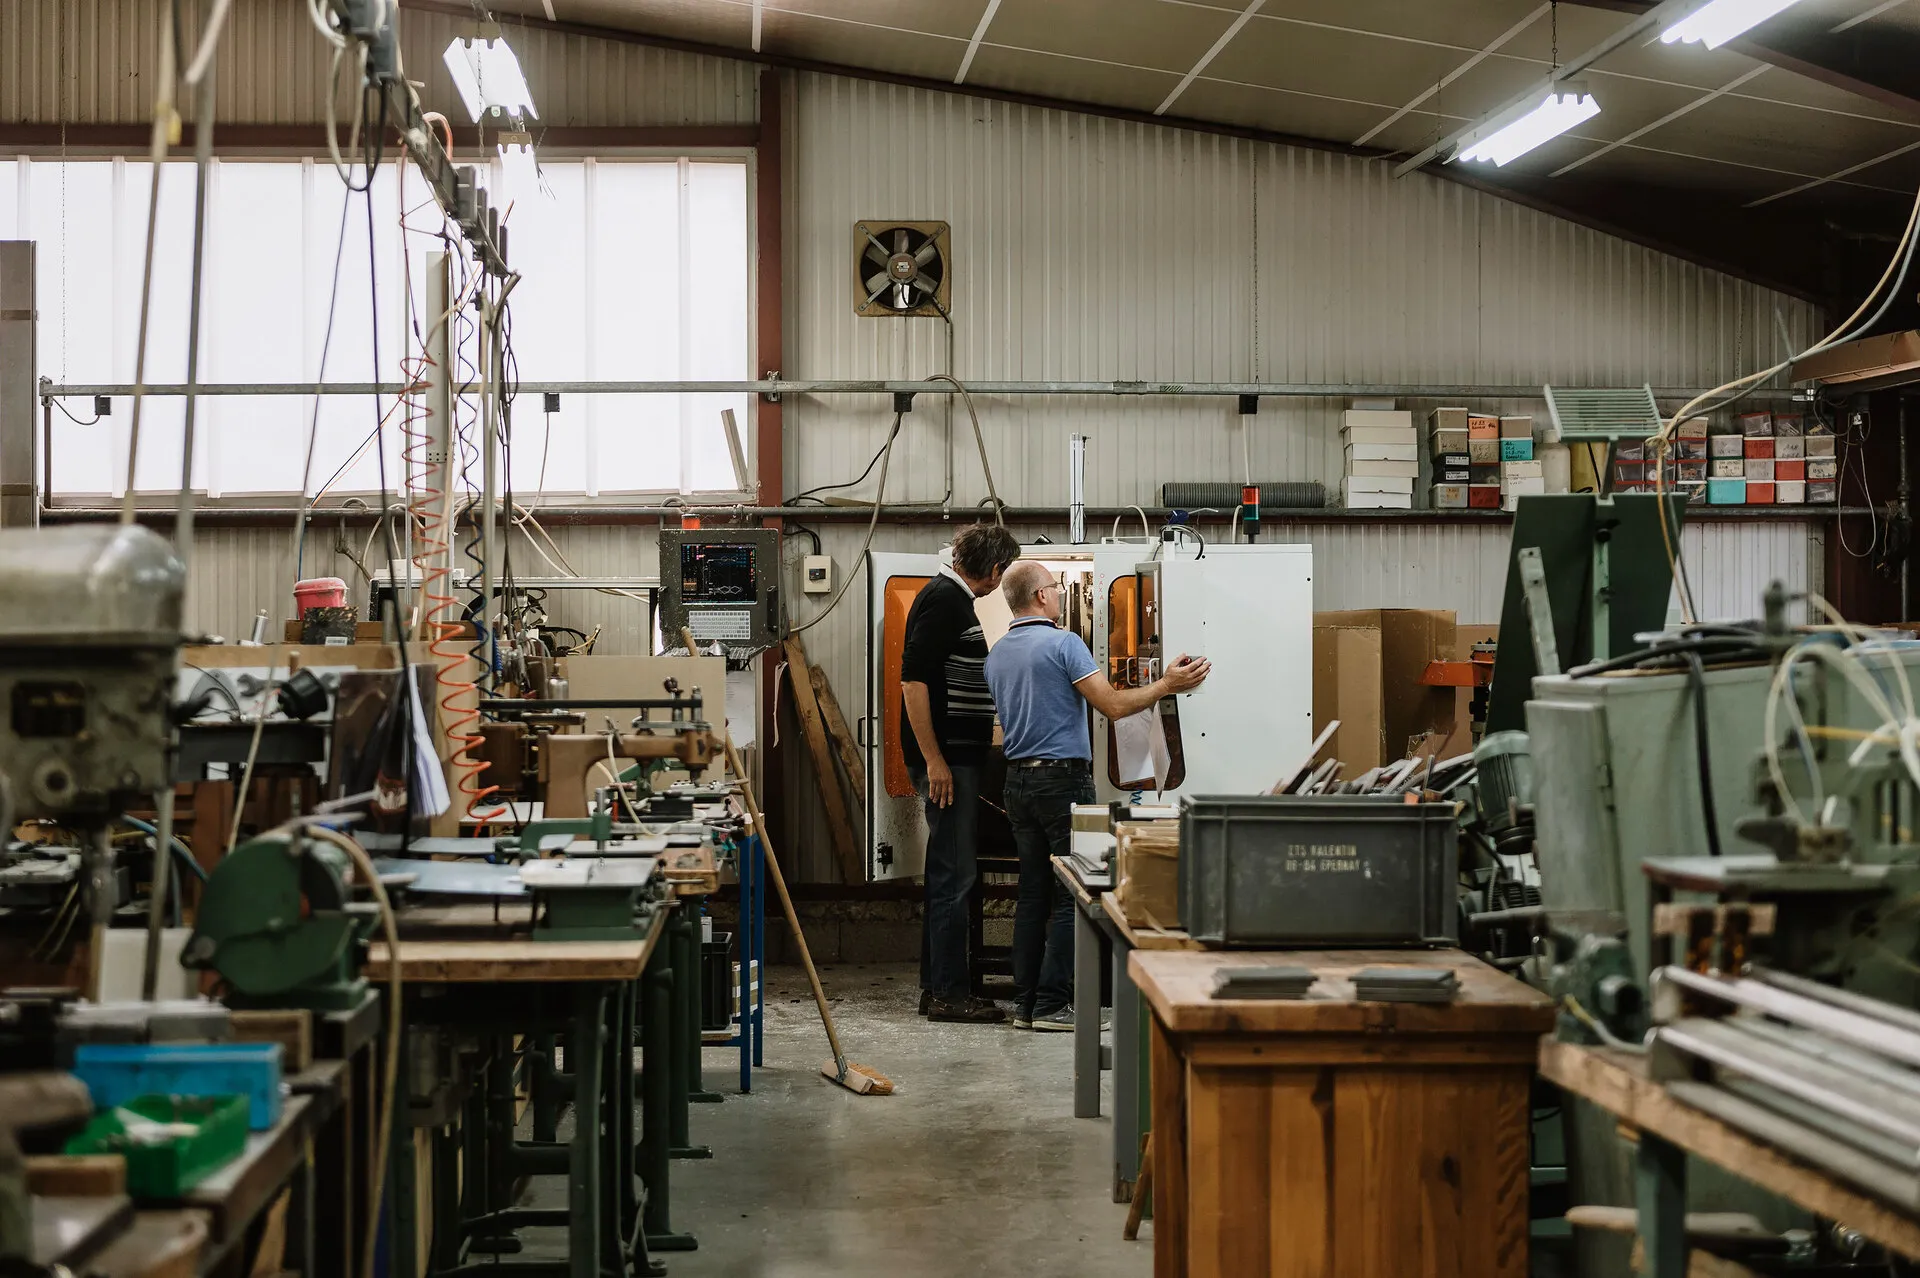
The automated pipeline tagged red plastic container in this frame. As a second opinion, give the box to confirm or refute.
[293,577,348,614]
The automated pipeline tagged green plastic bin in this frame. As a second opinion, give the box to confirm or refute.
[65,1093,249,1197]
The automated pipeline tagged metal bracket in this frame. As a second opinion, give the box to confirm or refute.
[760,370,782,404]
[1518,546,1561,677]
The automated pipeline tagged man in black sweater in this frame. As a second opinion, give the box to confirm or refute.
[901,523,1022,1023]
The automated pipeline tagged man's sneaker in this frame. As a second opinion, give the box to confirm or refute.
[1031,1008,1075,1032]
[918,989,933,1016]
[927,996,1008,1024]
[1011,1009,1035,1030]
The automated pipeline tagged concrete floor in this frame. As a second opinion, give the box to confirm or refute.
[528,961,1152,1278]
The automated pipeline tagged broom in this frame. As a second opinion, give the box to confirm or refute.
[688,628,893,1095]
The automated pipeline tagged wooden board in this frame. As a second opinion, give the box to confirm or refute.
[84,1210,209,1278]
[182,644,399,671]
[368,937,654,983]
[808,663,866,810]
[230,1010,313,1072]
[26,1155,126,1197]
[1131,948,1555,1037]
[1100,890,1203,952]
[662,845,721,897]
[1539,1037,1920,1261]
[1052,855,1096,911]
[782,636,862,883]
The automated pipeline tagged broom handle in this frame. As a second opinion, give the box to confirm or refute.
[687,628,847,1065]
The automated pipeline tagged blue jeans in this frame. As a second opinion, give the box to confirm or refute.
[911,763,981,1002]
[1004,760,1092,1018]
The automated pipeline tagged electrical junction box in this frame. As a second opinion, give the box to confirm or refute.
[659,528,782,654]
[803,555,833,595]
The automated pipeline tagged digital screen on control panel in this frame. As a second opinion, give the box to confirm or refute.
[680,543,757,602]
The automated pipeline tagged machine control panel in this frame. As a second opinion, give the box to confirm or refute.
[659,528,781,653]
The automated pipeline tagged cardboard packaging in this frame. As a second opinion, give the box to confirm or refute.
[1429,407,1469,433]
[1776,480,1807,504]
[1345,474,1414,494]
[1747,482,1776,504]
[1710,434,1746,458]
[1502,478,1546,510]
[1467,416,1499,440]
[1432,428,1469,456]
[1113,821,1180,929]
[1744,458,1775,481]
[1434,451,1470,469]
[1346,493,1414,510]
[1468,438,1501,463]
[1744,437,1775,460]
[1805,435,1837,458]
[1342,409,1413,433]
[1738,411,1774,437]
[1431,483,1468,509]
[1775,459,1806,482]
[1708,478,1747,505]
[1710,459,1745,479]
[1437,466,1471,484]
[1808,457,1839,480]
[1500,438,1535,462]
[1345,425,1419,446]
[1775,437,1805,459]
[1348,459,1420,479]
[1501,459,1545,482]
[1311,609,1457,772]
[1346,442,1419,462]
[1468,484,1501,509]
[1499,416,1533,440]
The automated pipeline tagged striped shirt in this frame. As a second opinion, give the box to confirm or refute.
[899,568,995,767]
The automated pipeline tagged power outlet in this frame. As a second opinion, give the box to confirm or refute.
[803,554,833,594]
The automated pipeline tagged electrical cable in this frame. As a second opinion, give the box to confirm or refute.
[224,663,278,854]
[178,0,234,88]
[786,412,904,636]
[1682,650,1724,858]
[116,815,209,883]
[1654,171,1920,620]
[924,373,1005,526]
[302,822,400,1278]
[295,180,359,581]
[119,0,179,523]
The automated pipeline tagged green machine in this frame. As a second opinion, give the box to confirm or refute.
[182,828,380,1011]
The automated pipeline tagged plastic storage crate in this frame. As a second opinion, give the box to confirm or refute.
[1178,795,1458,948]
[65,1093,249,1196]
[73,1042,283,1130]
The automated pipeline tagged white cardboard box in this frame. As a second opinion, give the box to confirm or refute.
[1342,426,1419,446]
[1502,477,1547,511]
[1341,409,1413,432]
[1343,490,1414,509]
[1500,460,1545,482]
[1345,442,1419,462]
[1347,459,1420,479]
[1344,475,1414,495]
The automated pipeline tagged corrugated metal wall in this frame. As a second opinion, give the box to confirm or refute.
[1,0,758,127]
[18,10,1832,879]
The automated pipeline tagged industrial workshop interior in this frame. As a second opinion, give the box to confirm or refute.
[23,3,1920,1278]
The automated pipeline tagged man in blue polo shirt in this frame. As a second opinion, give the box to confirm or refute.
[985,560,1211,1030]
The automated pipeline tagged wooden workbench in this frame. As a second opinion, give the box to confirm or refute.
[1131,948,1555,1278]
[1540,1037,1920,1266]
[366,901,668,983]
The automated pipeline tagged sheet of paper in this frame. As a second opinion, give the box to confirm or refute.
[409,675,451,817]
[1114,708,1171,792]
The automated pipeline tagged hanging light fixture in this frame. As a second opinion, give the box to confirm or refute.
[1452,84,1599,167]
[443,25,538,123]
[1662,0,1805,49]
[496,133,541,203]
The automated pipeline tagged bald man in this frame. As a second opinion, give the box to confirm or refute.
[985,560,1211,1030]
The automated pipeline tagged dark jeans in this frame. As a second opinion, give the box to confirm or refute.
[911,763,981,1001]
[1004,760,1092,1018]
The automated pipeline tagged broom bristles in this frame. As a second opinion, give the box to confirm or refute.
[822,1058,895,1095]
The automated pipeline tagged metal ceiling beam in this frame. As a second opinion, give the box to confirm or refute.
[1156,0,1266,116]
[1354,3,1549,147]
[1569,0,1920,118]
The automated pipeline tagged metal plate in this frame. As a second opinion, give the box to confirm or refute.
[520,858,659,889]
[375,858,526,897]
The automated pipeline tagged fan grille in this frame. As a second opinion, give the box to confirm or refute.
[1544,384,1664,441]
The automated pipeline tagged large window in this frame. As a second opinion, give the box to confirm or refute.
[1,155,752,500]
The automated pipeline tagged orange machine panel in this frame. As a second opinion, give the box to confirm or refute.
[881,574,933,798]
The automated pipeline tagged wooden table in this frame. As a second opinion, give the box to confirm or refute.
[1540,1038,1920,1275]
[368,900,680,1278]
[1132,948,1555,1278]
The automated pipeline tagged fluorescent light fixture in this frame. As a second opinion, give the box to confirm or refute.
[1453,86,1599,166]
[443,35,537,122]
[496,139,540,202]
[1662,0,1803,48]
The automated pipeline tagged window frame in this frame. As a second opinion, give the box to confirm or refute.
[14,145,761,511]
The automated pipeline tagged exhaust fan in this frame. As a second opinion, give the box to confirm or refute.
[854,220,950,318]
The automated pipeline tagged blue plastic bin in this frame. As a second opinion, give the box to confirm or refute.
[73,1043,283,1130]
[1707,478,1747,506]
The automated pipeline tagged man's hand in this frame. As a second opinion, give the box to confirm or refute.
[1163,654,1212,694]
[926,758,956,808]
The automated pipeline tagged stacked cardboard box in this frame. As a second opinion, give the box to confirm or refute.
[1342,408,1416,509]
[1428,407,1470,509]
[1498,416,1542,511]
[1740,411,1775,504]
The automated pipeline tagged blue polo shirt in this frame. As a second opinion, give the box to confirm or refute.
[985,618,1100,761]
